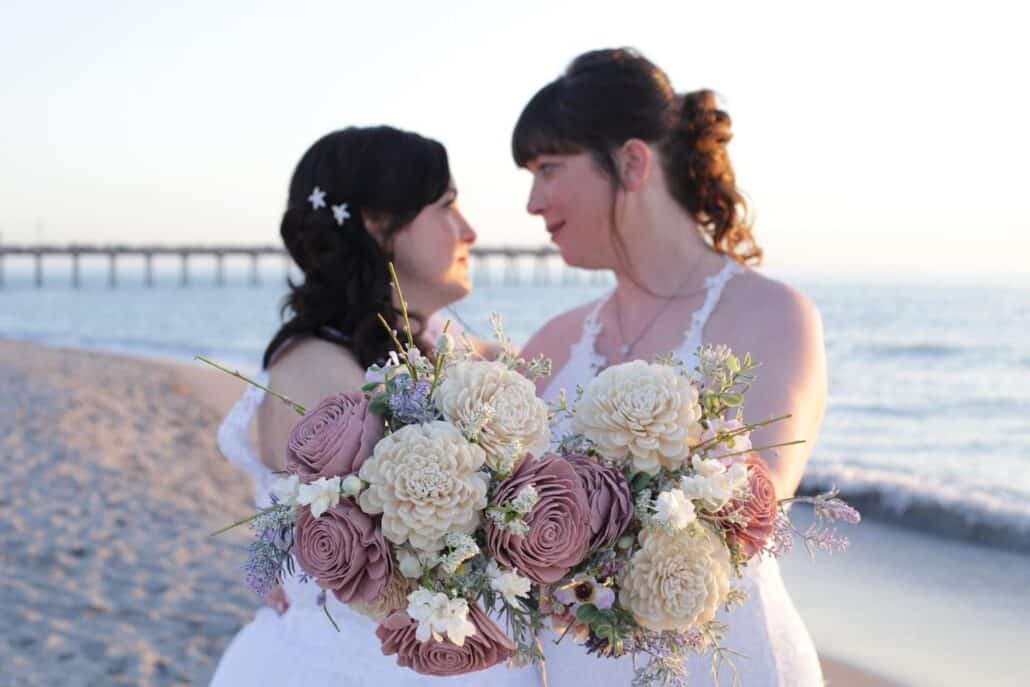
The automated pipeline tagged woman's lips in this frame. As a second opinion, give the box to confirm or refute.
[546,221,565,239]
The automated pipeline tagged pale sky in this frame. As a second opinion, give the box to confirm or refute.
[1,0,1027,276]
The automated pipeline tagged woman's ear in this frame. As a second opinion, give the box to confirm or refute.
[362,211,388,245]
[617,139,653,192]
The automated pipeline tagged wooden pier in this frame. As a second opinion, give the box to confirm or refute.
[0,244,608,288]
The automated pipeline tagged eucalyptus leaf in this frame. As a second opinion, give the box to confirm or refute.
[721,392,743,407]
[575,603,599,623]
[630,472,653,491]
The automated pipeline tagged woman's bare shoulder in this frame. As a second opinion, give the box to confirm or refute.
[521,298,602,360]
[266,337,366,409]
[723,268,822,339]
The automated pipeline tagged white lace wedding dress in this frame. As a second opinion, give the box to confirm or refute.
[209,367,547,686]
[209,260,822,686]
[535,258,823,686]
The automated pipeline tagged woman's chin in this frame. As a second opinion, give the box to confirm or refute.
[557,245,605,271]
[437,279,472,305]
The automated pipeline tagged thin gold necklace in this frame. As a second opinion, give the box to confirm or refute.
[611,253,710,363]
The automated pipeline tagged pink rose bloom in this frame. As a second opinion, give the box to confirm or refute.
[286,392,383,481]
[376,604,515,676]
[294,500,393,604]
[565,454,633,551]
[486,454,591,584]
[718,452,778,559]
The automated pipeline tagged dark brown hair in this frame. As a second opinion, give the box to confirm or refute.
[512,48,761,266]
[262,126,450,370]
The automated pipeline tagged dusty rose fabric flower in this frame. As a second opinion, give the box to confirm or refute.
[718,452,779,559]
[565,454,633,551]
[293,499,393,604]
[376,603,515,676]
[286,392,383,481]
[486,454,591,584]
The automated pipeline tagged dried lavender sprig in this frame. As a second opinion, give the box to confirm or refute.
[781,488,861,524]
[243,540,289,596]
[802,524,851,556]
[387,375,437,425]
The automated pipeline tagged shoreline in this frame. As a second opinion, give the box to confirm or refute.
[3,337,1021,685]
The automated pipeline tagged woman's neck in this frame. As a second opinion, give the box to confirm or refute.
[610,189,723,304]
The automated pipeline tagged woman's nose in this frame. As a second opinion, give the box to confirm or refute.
[459,214,477,243]
[526,179,546,216]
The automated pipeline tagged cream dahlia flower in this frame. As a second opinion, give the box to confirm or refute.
[619,524,731,632]
[434,360,549,472]
[573,360,703,474]
[358,421,489,552]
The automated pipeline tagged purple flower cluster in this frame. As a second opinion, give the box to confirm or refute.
[387,374,437,425]
[765,511,795,557]
[243,505,295,596]
[813,494,862,525]
[616,628,705,657]
[803,525,851,555]
[243,540,288,596]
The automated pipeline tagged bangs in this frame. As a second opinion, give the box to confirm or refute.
[511,81,586,167]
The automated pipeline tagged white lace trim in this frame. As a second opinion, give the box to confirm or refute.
[216,370,276,508]
[575,295,609,375]
[676,258,743,362]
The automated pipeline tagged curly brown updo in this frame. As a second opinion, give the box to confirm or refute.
[512,48,761,266]
[262,126,450,370]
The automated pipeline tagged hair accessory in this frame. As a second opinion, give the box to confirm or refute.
[307,186,327,210]
[331,203,351,227]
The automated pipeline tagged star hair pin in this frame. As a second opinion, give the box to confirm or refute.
[331,203,351,227]
[307,186,351,228]
[307,186,327,210]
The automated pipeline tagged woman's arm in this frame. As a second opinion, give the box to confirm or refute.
[730,286,828,499]
[256,338,368,472]
[254,338,368,613]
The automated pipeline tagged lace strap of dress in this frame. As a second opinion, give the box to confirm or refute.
[679,258,743,358]
[577,293,611,372]
[216,370,275,505]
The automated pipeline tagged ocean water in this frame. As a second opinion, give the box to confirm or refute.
[1,261,1028,552]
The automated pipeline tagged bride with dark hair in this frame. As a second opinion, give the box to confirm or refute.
[210,125,510,686]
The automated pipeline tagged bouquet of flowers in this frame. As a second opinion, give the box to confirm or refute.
[208,269,859,685]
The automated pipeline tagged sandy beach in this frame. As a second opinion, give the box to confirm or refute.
[0,337,915,686]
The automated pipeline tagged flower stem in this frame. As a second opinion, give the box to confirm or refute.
[716,438,806,460]
[322,602,341,633]
[194,356,306,415]
[387,262,415,352]
[376,313,418,381]
[209,505,282,537]
[693,413,793,453]
[428,320,451,398]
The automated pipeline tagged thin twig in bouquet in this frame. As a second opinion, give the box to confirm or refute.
[376,262,422,380]
[376,313,417,378]
[208,504,284,537]
[388,262,415,350]
[194,355,307,415]
[714,439,806,461]
[428,320,452,398]
[691,413,794,454]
